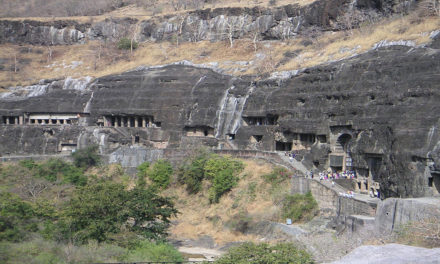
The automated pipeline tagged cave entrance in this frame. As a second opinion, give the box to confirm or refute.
[366,154,382,181]
[252,135,263,143]
[336,133,352,153]
[430,172,440,194]
[275,141,292,151]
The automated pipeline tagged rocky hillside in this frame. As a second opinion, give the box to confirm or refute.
[0,0,439,199]
[0,0,438,87]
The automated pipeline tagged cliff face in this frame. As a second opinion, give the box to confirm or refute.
[242,43,440,198]
[1,38,439,198]
[0,0,409,45]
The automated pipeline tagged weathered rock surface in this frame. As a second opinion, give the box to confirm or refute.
[375,197,440,234]
[0,0,411,45]
[0,40,439,198]
[329,243,440,264]
[0,20,87,45]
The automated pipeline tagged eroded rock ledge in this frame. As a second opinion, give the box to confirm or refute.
[0,0,412,45]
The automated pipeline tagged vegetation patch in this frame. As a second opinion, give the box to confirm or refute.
[72,145,101,169]
[177,150,244,203]
[137,160,173,190]
[0,147,181,263]
[215,242,314,264]
[63,181,177,243]
[281,192,318,222]
[395,216,440,248]
[122,240,184,262]
[262,166,290,185]
[117,37,138,50]
[0,192,37,242]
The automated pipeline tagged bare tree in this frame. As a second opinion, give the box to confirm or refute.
[130,23,140,56]
[19,177,48,200]
[13,52,18,73]
[177,15,186,46]
[252,23,261,52]
[89,41,103,71]
[226,21,235,48]
[187,16,203,42]
[47,45,53,63]
[224,17,246,48]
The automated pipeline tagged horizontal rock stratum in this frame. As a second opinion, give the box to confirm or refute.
[0,0,413,45]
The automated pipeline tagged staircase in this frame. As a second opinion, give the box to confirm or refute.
[333,144,344,153]
[113,127,132,140]
[276,152,309,176]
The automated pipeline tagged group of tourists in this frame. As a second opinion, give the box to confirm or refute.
[339,191,355,198]
[318,170,356,180]
[285,151,298,160]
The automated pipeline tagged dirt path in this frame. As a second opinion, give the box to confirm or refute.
[178,246,223,261]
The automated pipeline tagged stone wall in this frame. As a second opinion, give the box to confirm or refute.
[291,177,377,217]
[374,197,440,234]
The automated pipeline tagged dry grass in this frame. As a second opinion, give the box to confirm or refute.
[144,0,317,16]
[394,215,440,248]
[0,13,438,88]
[163,159,292,245]
[277,15,440,71]
[0,0,315,21]
[0,39,257,87]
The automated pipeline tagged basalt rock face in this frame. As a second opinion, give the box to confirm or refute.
[0,20,88,45]
[241,44,440,198]
[139,0,353,42]
[0,0,409,45]
[1,43,439,198]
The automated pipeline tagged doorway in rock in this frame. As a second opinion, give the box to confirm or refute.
[275,141,292,151]
[331,166,343,173]
[430,172,440,194]
[336,133,352,153]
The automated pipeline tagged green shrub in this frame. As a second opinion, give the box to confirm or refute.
[177,153,209,194]
[262,166,290,185]
[205,155,244,203]
[204,155,243,180]
[226,210,253,233]
[148,160,173,189]
[137,162,150,176]
[215,242,314,264]
[281,192,318,222]
[117,37,138,50]
[123,241,184,262]
[0,238,128,264]
[72,145,100,169]
[177,153,244,202]
[0,192,36,242]
[34,158,86,186]
[18,159,37,170]
[209,168,238,203]
[136,162,150,188]
[63,182,177,243]
[34,158,65,182]
[0,239,63,264]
